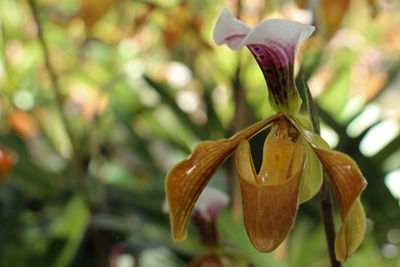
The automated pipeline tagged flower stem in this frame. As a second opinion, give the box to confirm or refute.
[303,78,341,267]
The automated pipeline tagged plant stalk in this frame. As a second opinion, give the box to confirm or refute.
[303,78,341,267]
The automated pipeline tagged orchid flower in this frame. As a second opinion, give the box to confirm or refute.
[166,9,367,262]
[164,186,229,247]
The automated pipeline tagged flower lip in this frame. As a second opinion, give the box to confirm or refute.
[235,124,307,252]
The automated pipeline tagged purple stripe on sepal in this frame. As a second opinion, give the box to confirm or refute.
[224,34,248,42]
[247,41,295,68]
[247,43,297,112]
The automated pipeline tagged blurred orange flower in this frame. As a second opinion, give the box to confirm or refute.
[0,146,16,181]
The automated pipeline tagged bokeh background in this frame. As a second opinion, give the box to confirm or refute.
[1,0,400,266]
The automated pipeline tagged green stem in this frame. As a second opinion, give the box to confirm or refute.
[303,78,341,267]
[29,2,110,266]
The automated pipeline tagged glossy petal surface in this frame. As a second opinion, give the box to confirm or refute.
[235,121,306,252]
[166,114,280,241]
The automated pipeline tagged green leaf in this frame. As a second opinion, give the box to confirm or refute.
[288,219,326,267]
[49,195,90,267]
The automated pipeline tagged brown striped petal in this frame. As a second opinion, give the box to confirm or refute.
[166,114,281,242]
[235,121,306,252]
[289,114,367,260]
[313,148,367,261]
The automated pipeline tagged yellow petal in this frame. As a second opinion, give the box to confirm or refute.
[235,122,306,252]
[289,114,367,260]
[166,114,280,242]
[335,199,366,261]
[298,142,323,203]
[312,148,367,261]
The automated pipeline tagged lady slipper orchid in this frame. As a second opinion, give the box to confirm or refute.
[166,9,367,262]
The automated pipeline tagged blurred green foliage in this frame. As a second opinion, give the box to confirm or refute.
[1,0,400,266]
